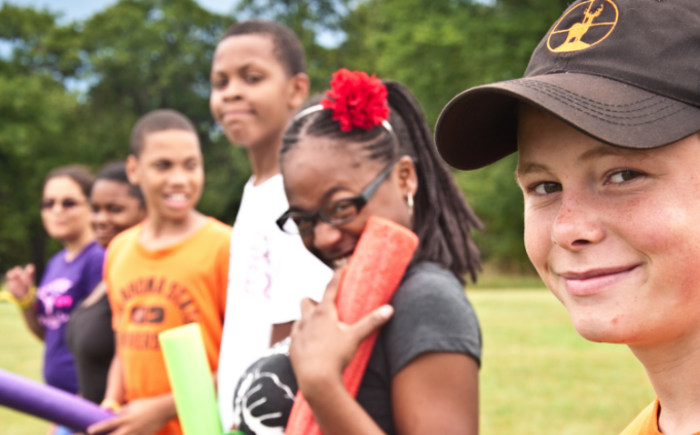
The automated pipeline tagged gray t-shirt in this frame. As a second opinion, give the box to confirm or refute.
[229,261,481,435]
[355,261,482,434]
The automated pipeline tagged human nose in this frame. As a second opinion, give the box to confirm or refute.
[92,208,109,226]
[167,166,189,187]
[221,77,244,101]
[312,220,344,252]
[551,191,605,251]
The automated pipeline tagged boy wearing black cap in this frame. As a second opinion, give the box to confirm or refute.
[435,1,700,434]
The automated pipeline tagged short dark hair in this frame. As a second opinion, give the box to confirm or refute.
[44,165,95,199]
[281,82,483,285]
[130,109,197,156]
[220,20,306,77]
[94,161,145,206]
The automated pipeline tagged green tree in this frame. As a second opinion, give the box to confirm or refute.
[235,0,348,92]
[0,0,575,276]
[72,0,247,221]
[0,0,250,275]
[0,5,82,277]
[0,74,83,278]
[337,0,569,270]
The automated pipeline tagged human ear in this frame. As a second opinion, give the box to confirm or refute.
[396,156,418,198]
[288,73,310,111]
[125,155,140,186]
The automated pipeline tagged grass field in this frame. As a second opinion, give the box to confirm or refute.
[1,303,46,434]
[0,289,654,434]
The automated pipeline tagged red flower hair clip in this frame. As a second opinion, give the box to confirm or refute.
[320,68,390,132]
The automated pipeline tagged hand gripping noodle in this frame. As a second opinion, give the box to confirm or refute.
[286,216,419,435]
[158,323,222,435]
[0,368,115,433]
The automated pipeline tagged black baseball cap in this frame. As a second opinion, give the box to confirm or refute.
[435,0,700,170]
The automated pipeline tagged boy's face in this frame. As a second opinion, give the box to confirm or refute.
[209,34,308,149]
[516,105,700,347]
[127,129,203,222]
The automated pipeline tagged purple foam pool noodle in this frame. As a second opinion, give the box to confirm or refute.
[0,368,114,433]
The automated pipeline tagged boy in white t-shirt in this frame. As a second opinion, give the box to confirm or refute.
[209,20,332,430]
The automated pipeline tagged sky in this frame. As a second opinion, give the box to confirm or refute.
[2,0,237,20]
[1,0,346,48]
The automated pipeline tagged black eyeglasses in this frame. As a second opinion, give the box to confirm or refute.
[40,198,86,211]
[277,156,405,236]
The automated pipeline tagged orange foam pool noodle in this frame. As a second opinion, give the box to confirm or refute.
[286,216,419,435]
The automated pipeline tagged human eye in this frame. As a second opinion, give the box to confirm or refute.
[333,201,353,213]
[153,160,171,171]
[607,169,643,184]
[244,73,264,84]
[530,182,562,195]
[292,216,314,232]
[108,205,124,214]
[325,200,357,221]
[184,159,199,170]
[211,75,227,90]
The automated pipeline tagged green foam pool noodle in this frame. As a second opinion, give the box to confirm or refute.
[159,323,222,435]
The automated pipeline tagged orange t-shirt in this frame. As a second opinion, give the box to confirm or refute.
[105,218,231,435]
[620,399,700,435]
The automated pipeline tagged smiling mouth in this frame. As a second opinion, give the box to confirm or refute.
[164,193,188,208]
[95,227,115,236]
[332,256,350,269]
[560,264,640,296]
[221,110,253,121]
[330,251,354,269]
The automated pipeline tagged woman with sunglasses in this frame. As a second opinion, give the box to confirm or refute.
[229,70,482,435]
[5,165,104,410]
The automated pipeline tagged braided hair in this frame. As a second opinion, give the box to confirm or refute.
[281,81,483,284]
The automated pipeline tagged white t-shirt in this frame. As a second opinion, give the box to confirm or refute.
[217,174,332,430]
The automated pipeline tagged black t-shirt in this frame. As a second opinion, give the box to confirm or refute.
[65,293,115,404]
[231,261,482,434]
[355,261,481,432]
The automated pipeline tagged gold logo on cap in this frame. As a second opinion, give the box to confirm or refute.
[547,0,618,53]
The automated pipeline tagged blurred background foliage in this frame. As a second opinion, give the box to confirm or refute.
[0,0,570,277]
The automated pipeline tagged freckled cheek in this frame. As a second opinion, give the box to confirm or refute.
[619,204,692,263]
[523,208,554,277]
[621,204,700,305]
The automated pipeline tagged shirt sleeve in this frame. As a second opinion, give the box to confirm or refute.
[383,263,482,378]
[267,229,333,325]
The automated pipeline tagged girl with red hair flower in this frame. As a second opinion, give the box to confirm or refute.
[229,69,482,435]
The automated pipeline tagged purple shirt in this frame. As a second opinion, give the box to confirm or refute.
[35,241,104,393]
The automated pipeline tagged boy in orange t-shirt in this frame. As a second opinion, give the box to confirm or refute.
[88,109,231,435]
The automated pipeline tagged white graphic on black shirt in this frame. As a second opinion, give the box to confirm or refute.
[232,338,297,435]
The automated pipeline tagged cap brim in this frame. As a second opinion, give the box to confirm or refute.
[435,73,700,170]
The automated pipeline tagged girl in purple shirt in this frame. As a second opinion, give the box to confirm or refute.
[5,165,104,395]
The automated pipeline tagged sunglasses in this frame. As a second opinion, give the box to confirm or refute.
[277,156,408,236]
[40,198,87,211]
